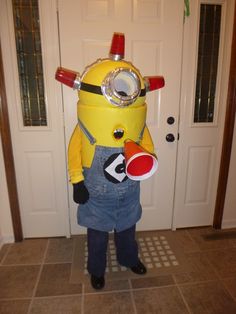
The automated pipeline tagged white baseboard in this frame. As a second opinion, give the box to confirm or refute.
[221,219,236,229]
[0,235,14,250]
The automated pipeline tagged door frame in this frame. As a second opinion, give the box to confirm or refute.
[213,3,236,228]
[0,42,22,242]
[0,2,235,241]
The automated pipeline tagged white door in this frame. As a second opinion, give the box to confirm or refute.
[173,0,235,228]
[0,0,70,238]
[58,0,185,234]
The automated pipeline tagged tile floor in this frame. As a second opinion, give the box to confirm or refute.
[1,227,236,313]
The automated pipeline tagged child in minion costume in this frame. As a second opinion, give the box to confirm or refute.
[56,33,164,290]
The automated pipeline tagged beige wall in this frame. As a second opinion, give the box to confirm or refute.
[223,115,236,228]
[0,138,14,245]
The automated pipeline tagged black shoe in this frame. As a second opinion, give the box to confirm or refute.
[130,260,147,275]
[90,275,105,290]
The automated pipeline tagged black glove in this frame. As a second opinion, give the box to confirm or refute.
[73,181,89,204]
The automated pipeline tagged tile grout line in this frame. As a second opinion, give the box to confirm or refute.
[193,246,236,253]
[203,253,224,282]
[26,239,50,314]
[220,279,236,304]
[71,236,85,314]
[176,283,192,314]
[176,278,220,288]
[69,237,77,284]
[128,279,138,314]
[0,293,82,302]
[0,244,12,265]
[84,287,131,296]
[185,230,202,251]
[83,282,178,296]
[0,262,44,267]
[81,283,85,314]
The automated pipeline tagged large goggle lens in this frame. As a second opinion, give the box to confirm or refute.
[102,68,141,107]
[114,71,138,96]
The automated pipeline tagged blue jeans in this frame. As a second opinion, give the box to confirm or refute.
[87,224,139,277]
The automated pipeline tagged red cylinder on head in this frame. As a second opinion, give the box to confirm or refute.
[55,67,80,89]
[144,76,165,92]
[109,32,125,61]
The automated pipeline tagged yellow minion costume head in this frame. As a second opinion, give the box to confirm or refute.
[56,33,164,148]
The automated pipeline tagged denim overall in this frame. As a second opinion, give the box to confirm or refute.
[78,146,142,232]
[78,145,142,276]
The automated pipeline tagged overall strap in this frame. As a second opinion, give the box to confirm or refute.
[77,117,96,145]
[137,124,146,144]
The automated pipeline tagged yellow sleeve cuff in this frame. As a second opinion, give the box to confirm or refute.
[69,172,84,184]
